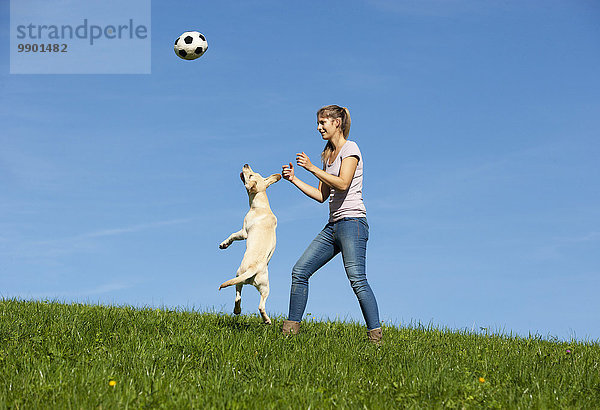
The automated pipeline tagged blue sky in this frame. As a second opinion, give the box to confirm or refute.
[1,0,599,341]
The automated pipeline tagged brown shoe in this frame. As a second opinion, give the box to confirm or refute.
[367,327,383,345]
[282,320,300,335]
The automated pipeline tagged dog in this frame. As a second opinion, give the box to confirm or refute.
[218,164,281,324]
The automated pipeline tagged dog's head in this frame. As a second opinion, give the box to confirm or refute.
[240,164,281,194]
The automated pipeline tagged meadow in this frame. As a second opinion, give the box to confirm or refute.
[1,299,599,408]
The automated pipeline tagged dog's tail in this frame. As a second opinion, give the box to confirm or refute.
[219,264,265,290]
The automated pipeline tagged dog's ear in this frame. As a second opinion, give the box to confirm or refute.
[265,173,282,188]
[247,179,258,193]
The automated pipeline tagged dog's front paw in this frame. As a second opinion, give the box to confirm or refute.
[219,241,229,249]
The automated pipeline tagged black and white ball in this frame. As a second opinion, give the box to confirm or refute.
[174,31,208,60]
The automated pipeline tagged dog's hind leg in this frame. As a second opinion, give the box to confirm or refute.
[234,284,242,315]
[257,281,271,325]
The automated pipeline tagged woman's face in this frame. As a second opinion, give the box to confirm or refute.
[317,116,340,140]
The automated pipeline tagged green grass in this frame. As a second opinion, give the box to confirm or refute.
[1,299,599,408]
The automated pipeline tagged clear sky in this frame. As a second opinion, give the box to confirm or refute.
[1,0,599,341]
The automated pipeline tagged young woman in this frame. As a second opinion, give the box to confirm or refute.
[281,105,382,344]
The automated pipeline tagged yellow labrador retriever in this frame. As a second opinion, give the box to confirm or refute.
[219,164,281,324]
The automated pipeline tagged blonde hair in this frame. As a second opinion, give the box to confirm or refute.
[317,105,351,164]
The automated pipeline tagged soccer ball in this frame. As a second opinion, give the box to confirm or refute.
[174,31,208,60]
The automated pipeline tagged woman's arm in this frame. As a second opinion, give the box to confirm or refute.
[296,152,358,191]
[282,162,329,203]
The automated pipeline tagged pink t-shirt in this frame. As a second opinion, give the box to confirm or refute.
[324,140,367,222]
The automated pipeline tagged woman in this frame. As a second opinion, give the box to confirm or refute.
[281,105,382,344]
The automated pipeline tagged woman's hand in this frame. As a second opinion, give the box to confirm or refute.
[296,152,316,172]
[282,162,295,182]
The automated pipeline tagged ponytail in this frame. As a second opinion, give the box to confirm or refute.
[340,107,351,139]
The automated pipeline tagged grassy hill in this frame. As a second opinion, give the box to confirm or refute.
[1,299,599,408]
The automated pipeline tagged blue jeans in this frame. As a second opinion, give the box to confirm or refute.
[288,217,381,330]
